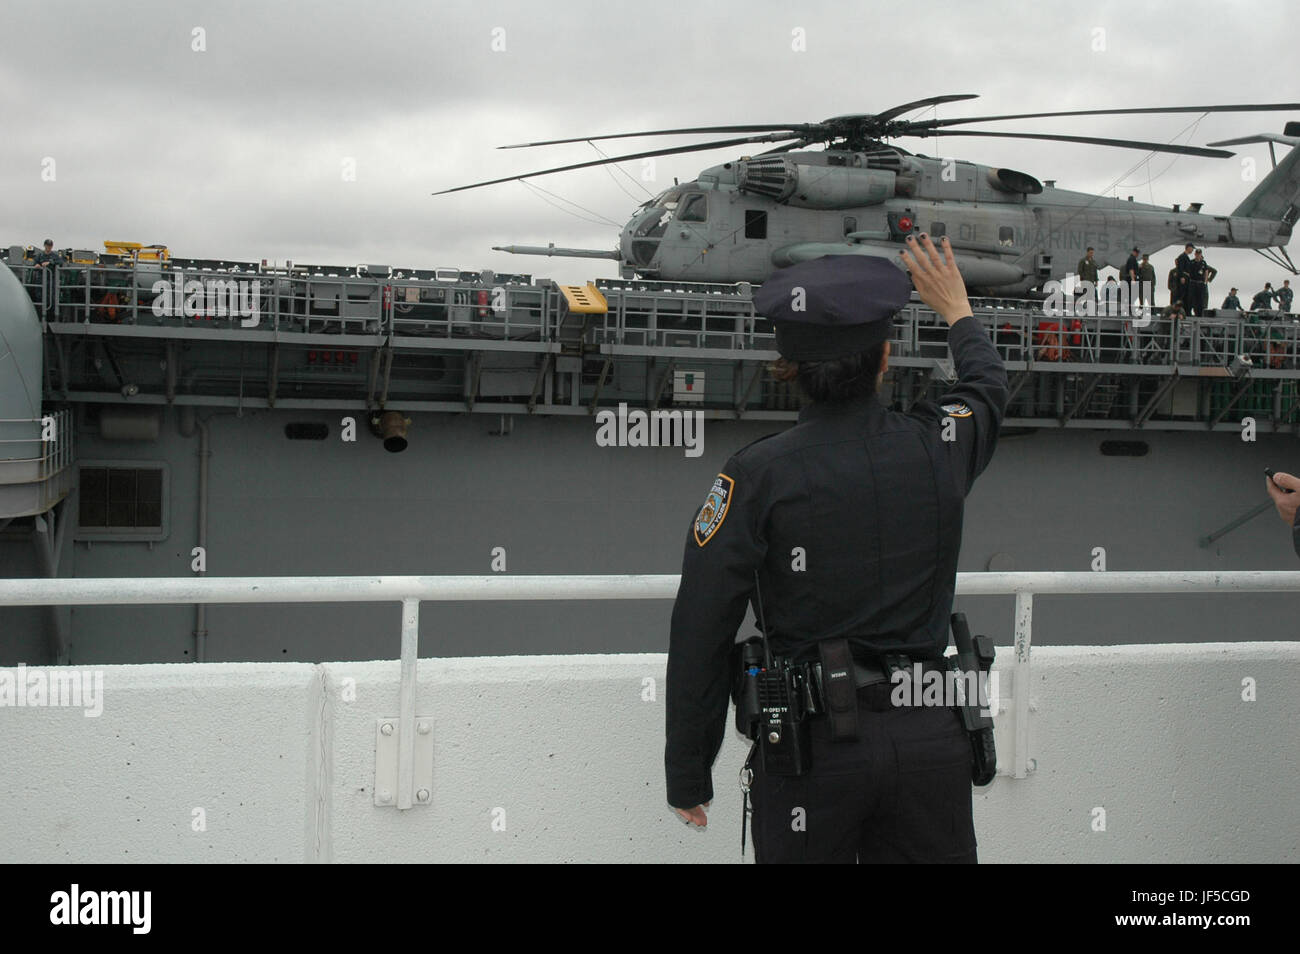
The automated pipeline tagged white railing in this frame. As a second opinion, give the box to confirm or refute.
[0,410,73,475]
[0,411,74,513]
[1,570,1298,807]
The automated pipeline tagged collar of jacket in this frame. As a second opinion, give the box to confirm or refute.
[797,392,882,424]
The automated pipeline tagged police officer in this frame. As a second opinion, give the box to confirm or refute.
[1174,243,1195,309]
[1222,288,1242,311]
[664,235,1008,862]
[1186,250,1216,316]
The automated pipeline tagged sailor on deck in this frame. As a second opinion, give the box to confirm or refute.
[31,239,64,317]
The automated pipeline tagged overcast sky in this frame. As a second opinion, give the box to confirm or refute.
[2,0,1297,295]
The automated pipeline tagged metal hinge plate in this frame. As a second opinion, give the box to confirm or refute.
[373,716,435,808]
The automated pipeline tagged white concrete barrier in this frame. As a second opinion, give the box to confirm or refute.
[1,643,1296,863]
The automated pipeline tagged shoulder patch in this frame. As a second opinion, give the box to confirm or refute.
[941,401,973,418]
[693,473,735,547]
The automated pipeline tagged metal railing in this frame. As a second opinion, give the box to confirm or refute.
[2,570,1298,807]
[9,258,1299,371]
[4,260,551,342]
[0,409,74,490]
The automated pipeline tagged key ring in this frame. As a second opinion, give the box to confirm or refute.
[739,743,756,793]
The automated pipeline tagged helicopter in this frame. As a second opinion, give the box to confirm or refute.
[435,95,1300,295]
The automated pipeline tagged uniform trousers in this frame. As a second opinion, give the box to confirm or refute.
[749,682,977,863]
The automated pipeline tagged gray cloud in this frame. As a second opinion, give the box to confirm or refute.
[1,0,1296,290]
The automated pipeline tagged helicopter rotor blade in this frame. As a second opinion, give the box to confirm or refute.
[440,98,1276,195]
[903,103,1300,133]
[755,140,809,155]
[433,133,804,195]
[497,125,812,149]
[867,93,980,124]
[906,128,1233,158]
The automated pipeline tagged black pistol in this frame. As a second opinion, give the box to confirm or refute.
[950,612,997,786]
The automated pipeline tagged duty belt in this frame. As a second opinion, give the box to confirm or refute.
[802,656,949,699]
[800,638,951,741]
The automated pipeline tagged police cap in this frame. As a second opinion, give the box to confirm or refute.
[754,255,911,361]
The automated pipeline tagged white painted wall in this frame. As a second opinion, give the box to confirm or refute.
[2,643,1296,863]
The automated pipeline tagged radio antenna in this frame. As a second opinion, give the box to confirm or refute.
[753,570,774,668]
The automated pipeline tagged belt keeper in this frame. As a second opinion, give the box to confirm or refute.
[818,638,859,742]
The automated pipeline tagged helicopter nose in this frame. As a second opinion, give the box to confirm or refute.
[620,226,655,268]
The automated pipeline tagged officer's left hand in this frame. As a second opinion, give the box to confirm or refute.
[673,802,709,827]
[1266,471,1300,524]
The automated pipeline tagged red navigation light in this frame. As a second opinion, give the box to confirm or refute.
[898,216,913,232]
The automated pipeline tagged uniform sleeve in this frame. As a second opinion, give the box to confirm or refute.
[930,315,1010,494]
[664,459,766,809]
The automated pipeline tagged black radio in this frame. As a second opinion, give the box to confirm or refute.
[734,574,811,776]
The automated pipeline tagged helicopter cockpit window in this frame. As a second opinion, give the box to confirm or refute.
[745,210,767,239]
[651,185,688,209]
[678,193,707,223]
[999,226,1015,246]
[641,212,672,238]
[632,205,672,239]
[632,185,689,239]
[843,216,857,236]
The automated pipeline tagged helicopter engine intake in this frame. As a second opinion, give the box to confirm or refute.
[737,156,896,209]
[986,167,1044,195]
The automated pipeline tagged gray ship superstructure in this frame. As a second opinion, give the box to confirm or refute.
[2,245,1299,664]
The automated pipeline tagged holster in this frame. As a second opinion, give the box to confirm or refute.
[817,638,860,742]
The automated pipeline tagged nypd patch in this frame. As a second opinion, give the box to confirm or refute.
[694,473,734,547]
[941,401,973,418]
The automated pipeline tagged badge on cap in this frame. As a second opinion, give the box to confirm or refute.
[941,401,973,418]
[694,473,734,547]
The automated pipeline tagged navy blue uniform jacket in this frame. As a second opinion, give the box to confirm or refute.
[665,315,1009,809]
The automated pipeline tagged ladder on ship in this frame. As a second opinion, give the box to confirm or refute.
[1059,374,1125,422]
